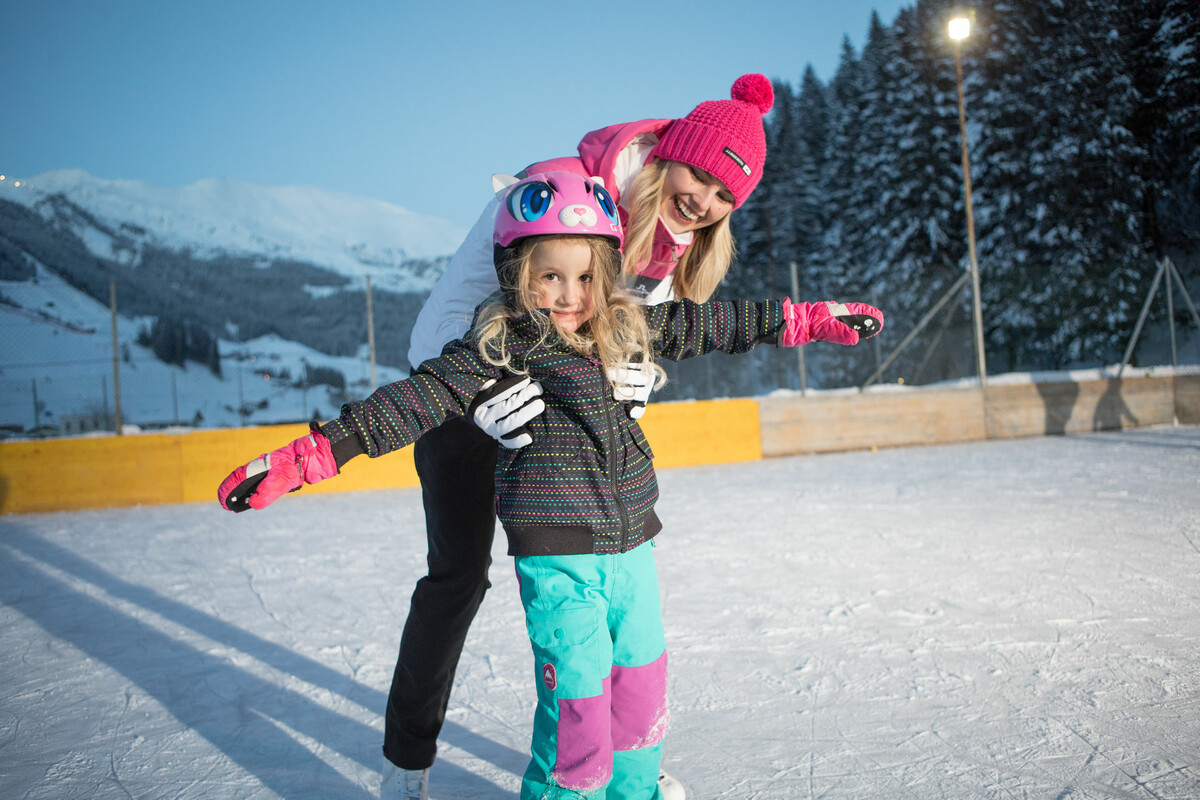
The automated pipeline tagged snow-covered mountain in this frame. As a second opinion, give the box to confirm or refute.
[0,170,467,434]
[0,170,467,293]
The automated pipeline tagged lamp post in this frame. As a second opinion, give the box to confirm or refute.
[950,14,988,388]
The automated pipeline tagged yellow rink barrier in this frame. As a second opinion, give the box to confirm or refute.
[0,397,762,515]
[0,424,420,515]
[637,397,761,469]
[3,376,1194,515]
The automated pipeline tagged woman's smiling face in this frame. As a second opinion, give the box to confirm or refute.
[658,161,735,235]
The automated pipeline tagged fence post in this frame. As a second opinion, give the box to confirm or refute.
[1166,256,1177,369]
[1166,258,1200,334]
[109,280,123,435]
[366,276,377,393]
[862,271,970,389]
[1119,258,1167,378]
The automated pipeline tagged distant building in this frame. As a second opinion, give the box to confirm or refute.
[60,411,111,436]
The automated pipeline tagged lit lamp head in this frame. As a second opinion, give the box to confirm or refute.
[949,16,971,41]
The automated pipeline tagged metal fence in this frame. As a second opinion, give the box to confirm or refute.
[3,258,1198,439]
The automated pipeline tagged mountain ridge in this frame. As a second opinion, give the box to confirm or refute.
[0,169,464,431]
[0,169,468,293]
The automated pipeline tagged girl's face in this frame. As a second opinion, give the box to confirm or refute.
[659,162,735,235]
[529,238,596,333]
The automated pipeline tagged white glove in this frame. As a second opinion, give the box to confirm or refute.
[468,375,545,448]
[607,362,655,420]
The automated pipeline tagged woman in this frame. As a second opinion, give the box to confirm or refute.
[218,171,878,800]
[387,74,776,800]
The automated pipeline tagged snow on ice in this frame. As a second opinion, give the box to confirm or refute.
[2,426,1199,799]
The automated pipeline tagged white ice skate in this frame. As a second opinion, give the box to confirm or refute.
[659,770,687,800]
[380,760,429,800]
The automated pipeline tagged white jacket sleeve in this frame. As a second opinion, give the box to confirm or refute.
[611,133,658,204]
[408,135,660,369]
[407,197,502,368]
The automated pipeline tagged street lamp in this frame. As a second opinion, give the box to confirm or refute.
[950,14,988,387]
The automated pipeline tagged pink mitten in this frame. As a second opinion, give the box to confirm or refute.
[218,427,338,512]
[781,299,884,347]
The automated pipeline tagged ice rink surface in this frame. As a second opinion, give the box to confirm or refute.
[3,426,1199,799]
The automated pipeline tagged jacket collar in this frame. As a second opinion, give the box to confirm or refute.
[507,308,554,341]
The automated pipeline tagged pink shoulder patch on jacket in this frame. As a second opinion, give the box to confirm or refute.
[528,118,673,206]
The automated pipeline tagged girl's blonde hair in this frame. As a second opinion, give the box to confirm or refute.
[475,235,666,388]
[620,159,737,303]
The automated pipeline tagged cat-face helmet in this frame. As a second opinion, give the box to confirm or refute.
[492,171,623,269]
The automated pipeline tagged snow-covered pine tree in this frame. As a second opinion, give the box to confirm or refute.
[852,0,971,384]
[816,37,877,387]
[821,35,866,289]
[972,0,1064,372]
[728,79,801,303]
[793,64,833,297]
[787,65,844,388]
[1009,0,1148,368]
[723,0,1198,391]
[1164,0,1200,190]
[1149,0,1200,260]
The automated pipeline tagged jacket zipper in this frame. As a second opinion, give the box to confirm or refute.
[603,366,631,552]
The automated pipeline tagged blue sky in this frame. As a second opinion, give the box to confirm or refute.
[1,1,910,228]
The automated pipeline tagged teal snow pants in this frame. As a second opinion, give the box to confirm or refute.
[515,541,668,800]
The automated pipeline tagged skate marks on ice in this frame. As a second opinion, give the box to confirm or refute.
[1,426,1198,798]
[0,497,524,800]
[654,426,1200,799]
[0,530,373,799]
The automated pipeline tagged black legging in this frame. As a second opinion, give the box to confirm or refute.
[382,416,499,770]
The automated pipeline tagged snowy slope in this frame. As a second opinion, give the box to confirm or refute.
[1,426,1197,799]
[0,170,467,292]
[0,260,407,431]
[0,169,468,431]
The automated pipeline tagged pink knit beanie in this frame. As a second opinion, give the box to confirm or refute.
[651,73,774,209]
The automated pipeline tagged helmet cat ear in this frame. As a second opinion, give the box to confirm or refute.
[492,173,520,199]
[492,171,623,251]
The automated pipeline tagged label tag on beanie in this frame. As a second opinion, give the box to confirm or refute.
[723,147,752,176]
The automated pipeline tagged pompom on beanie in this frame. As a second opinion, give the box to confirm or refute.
[651,73,774,209]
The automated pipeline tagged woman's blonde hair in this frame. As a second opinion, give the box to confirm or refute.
[475,234,666,388]
[620,159,737,303]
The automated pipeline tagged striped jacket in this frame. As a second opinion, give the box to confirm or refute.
[322,298,787,556]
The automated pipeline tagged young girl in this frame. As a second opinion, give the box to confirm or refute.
[387,76,778,800]
[218,171,882,800]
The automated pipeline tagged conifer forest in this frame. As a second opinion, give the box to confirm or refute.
[661,0,1199,401]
